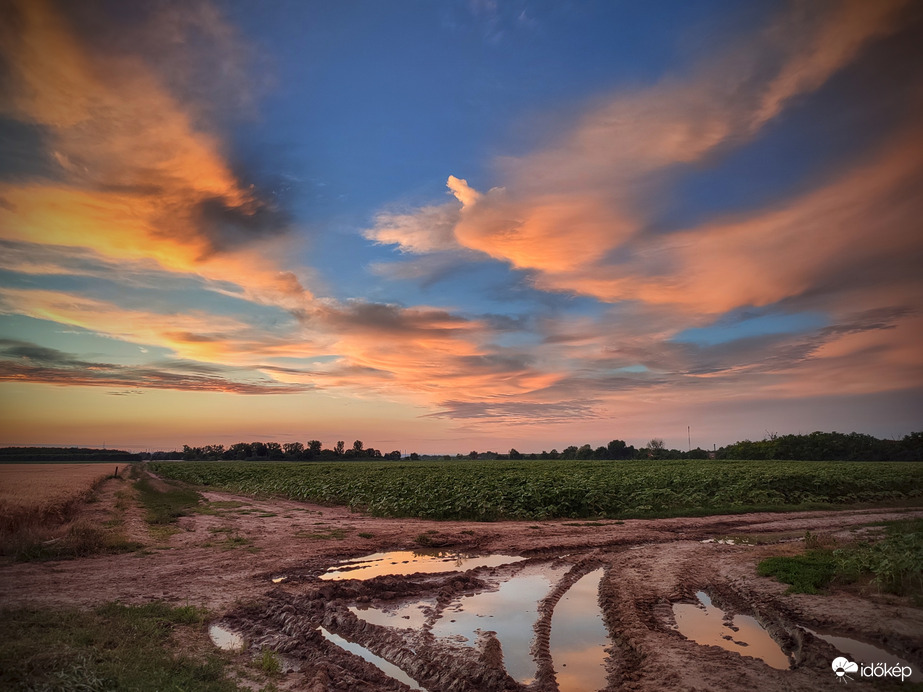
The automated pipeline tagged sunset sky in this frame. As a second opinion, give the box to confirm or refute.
[1,0,921,454]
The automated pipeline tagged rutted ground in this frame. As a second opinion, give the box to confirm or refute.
[1,472,921,691]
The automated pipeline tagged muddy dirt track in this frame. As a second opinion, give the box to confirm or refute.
[1,475,921,691]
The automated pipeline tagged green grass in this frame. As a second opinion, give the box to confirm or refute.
[149,458,923,521]
[759,519,923,596]
[834,518,923,595]
[256,648,281,676]
[136,476,203,525]
[0,603,240,691]
[757,551,838,593]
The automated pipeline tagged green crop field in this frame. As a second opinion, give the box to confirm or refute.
[148,459,923,521]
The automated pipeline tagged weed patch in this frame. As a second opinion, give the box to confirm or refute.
[255,648,281,676]
[757,550,838,593]
[136,476,202,525]
[758,519,923,597]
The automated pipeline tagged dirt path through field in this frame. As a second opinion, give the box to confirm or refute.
[1,478,920,691]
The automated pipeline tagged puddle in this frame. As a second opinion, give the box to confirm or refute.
[550,568,609,692]
[351,599,435,629]
[319,627,428,691]
[209,624,245,651]
[431,568,566,683]
[672,591,789,670]
[803,628,921,682]
[319,549,523,580]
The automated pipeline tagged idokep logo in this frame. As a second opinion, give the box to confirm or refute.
[831,656,914,683]
[832,657,858,682]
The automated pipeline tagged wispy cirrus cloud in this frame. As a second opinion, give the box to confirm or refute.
[360,0,923,421]
[0,338,308,395]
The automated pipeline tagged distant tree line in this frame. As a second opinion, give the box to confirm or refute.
[179,431,922,462]
[716,431,923,461]
[0,447,141,462]
[7,431,921,463]
[180,440,405,462]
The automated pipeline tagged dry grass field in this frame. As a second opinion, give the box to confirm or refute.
[0,463,120,552]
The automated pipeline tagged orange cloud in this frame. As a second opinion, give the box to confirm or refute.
[533,123,923,315]
[367,0,913,290]
[0,0,309,308]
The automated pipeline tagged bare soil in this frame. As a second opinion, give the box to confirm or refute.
[1,473,920,692]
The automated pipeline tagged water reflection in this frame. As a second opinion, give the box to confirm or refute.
[431,572,554,683]
[351,599,435,629]
[319,627,428,691]
[209,624,244,651]
[672,591,789,669]
[320,549,523,581]
[803,627,921,682]
[550,568,609,691]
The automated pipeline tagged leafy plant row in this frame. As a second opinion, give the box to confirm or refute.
[149,459,923,521]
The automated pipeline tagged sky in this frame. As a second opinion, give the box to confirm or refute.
[1,0,922,454]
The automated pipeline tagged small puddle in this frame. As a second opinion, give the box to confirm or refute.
[550,568,609,692]
[319,549,523,580]
[351,599,435,629]
[672,591,789,670]
[319,627,428,691]
[803,628,921,682]
[431,568,565,683]
[209,624,245,651]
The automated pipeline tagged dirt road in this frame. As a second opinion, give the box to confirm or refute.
[1,476,920,691]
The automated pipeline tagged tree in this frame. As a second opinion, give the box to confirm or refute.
[307,440,322,458]
[409,452,419,460]
[266,442,283,460]
[469,450,479,459]
[509,448,523,460]
[576,444,593,460]
[387,450,401,460]
[228,442,251,460]
[283,442,304,459]
[561,446,578,460]
[607,439,634,459]
[335,440,345,456]
[352,440,364,457]
[645,438,665,459]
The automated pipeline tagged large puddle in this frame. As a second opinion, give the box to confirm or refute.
[319,549,524,580]
[319,627,428,691]
[350,562,591,685]
[550,568,609,691]
[672,591,789,670]
[803,627,921,682]
[432,570,559,683]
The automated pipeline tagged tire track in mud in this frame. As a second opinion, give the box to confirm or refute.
[4,482,921,691]
[224,535,922,692]
[530,553,608,691]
